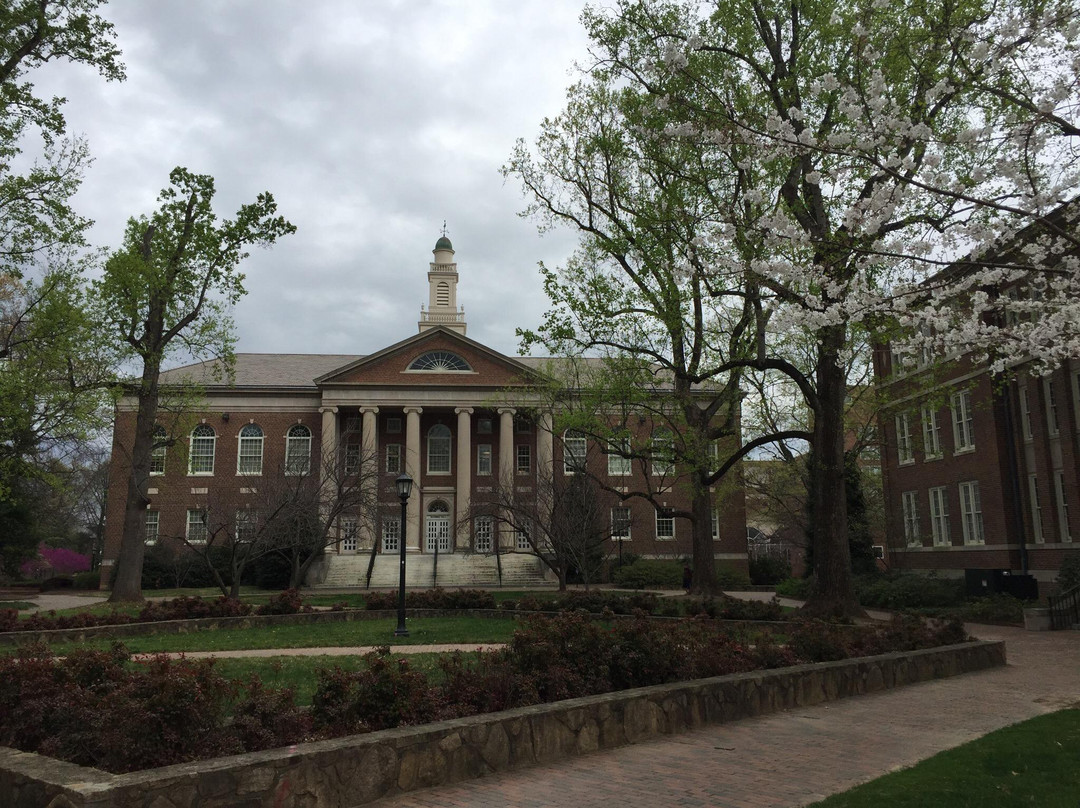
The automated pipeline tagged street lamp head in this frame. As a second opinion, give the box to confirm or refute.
[395,472,413,502]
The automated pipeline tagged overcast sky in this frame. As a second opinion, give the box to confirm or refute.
[33,0,596,359]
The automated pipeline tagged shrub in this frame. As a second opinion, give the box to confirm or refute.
[38,576,73,591]
[363,588,496,611]
[715,563,753,589]
[855,573,964,610]
[749,555,792,586]
[775,576,813,599]
[957,594,1025,624]
[683,596,784,621]
[611,559,684,589]
[138,596,252,622]
[71,571,102,590]
[1057,553,1080,593]
[254,589,308,616]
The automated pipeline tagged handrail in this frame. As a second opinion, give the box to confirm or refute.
[1048,583,1080,630]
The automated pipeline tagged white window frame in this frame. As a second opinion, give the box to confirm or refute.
[477,444,492,475]
[341,517,359,552]
[144,510,159,545]
[921,407,941,460]
[929,487,949,547]
[427,424,451,474]
[150,426,167,475]
[952,391,975,453]
[1045,378,1060,437]
[611,506,631,541]
[563,430,586,474]
[513,519,532,551]
[1029,474,1044,543]
[381,517,400,552]
[186,509,208,543]
[607,437,632,476]
[896,413,914,465]
[235,509,258,542]
[188,424,216,475]
[711,507,720,541]
[959,481,984,545]
[344,443,360,475]
[655,508,675,540]
[285,425,312,475]
[514,417,532,434]
[385,443,402,474]
[1020,386,1033,440]
[237,423,264,476]
[1054,471,1071,542]
[902,490,920,546]
[474,516,493,553]
[516,444,531,474]
[651,430,675,476]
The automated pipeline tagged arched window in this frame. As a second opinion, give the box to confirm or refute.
[189,425,216,475]
[285,424,312,475]
[150,425,167,475]
[237,423,264,475]
[427,424,451,473]
[427,499,450,514]
[407,351,472,372]
[436,281,450,307]
[563,429,586,474]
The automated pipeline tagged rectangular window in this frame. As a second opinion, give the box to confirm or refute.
[344,443,360,475]
[563,433,586,474]
[655,508,674,540]
[651,431,674,476]
[711,507,720,541]
[1029,474,1044,543]
[382,517,400,552]
[235,510,258,542]
[611,507,631,540]
[514,417,532,434]
[385,444,402,474]
[237,437,263,475]
[607,438,632,476]
[1055,471,1071,542]
[474,516,493,553]
[891,348,907,375]
[477,444,492,475]
[189,431,215,475]
[514,520,532,551]
[929,487,949,547]
[186,509,208,543]
[952,391,975,452]
[150,443,166,475]
[516,444,531,474]
[896,414,914,464]
[1020,387,1033,440]
[344,416,361,434]
[386,417,402,434]
[341,517,358,552]
[959,481,984,545]
[144,511,159,545]
[477,418,493,434]
[921,407,942,459]
[902,491,920,546]
[1046,379,1060,436]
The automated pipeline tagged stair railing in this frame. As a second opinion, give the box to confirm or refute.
[1049,583,1080,630]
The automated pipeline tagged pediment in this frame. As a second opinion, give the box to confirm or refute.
[315,327,543,389]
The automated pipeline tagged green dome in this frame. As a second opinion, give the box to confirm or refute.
[435,235,453,251]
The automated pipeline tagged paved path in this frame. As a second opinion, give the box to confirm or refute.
[366,624,1080,808]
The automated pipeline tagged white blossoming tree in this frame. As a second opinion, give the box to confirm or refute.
[510,0,1079,615]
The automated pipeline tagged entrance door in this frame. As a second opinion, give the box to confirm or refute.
[425,500,452,552]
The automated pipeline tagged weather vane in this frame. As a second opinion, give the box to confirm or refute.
[441,220,449,237]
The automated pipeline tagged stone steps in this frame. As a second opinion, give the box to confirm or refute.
[313,552,554,589]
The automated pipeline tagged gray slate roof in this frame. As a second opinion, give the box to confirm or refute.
[158,354,363,388]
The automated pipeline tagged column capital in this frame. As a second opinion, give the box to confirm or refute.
[403,406,424,415]
[358,406,380,415]
[497,406,516,416]
[318,406,339,414]
[454,407,475,415]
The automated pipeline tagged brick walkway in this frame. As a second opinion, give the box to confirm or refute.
[367,624,1080,808]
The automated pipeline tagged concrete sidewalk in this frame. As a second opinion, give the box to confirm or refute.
[366,624,1080,808]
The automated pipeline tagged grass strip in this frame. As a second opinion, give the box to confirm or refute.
[18,617,516,656]
[809,709,1080,808]
[207,651,478,706]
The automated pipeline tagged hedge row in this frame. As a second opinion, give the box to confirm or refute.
[0,612,968,773]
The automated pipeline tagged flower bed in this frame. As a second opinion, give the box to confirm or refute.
[0,612,968,775]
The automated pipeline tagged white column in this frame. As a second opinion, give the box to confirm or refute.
[318,406,339,553]
[404,406,423,549]
[455,407,474,549]
[537,411,555,532]
[498,407,516,548]
[359,406,379,550]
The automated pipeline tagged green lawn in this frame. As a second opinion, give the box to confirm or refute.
[0,601,36,611]
[28,616,517,656]
[207,651,478,705]
[809,709,1080,808]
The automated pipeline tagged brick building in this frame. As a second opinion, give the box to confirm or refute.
[876,211,1080,589]
[100,236,748,588]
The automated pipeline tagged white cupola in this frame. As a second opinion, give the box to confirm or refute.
[418,229,466,334]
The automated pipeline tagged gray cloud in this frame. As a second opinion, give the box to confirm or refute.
[32,0,594,358]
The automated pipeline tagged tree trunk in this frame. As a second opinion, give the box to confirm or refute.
[802,325,863,618]
[689,484,719,595]
[109,362,162,603]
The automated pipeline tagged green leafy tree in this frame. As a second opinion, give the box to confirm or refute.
[95,168,295,602]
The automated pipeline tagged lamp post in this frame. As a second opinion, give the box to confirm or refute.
[394,472,413,637]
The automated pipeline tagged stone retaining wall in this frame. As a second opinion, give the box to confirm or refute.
[0,640,1006,808]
